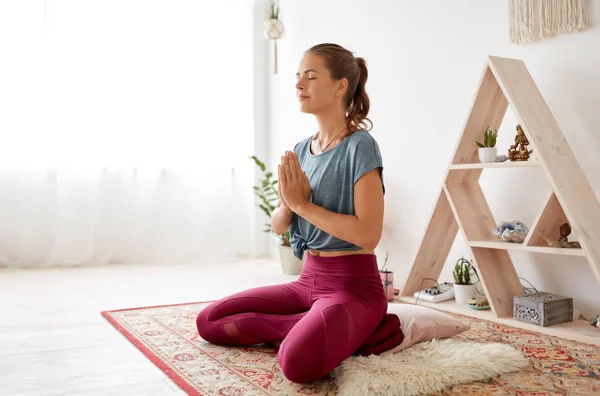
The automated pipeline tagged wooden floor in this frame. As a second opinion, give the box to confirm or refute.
[2,261,599,395]
[0,260,296,395]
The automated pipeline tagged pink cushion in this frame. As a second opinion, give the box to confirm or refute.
[382,303,470,354]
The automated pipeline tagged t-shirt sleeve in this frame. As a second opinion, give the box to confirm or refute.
[353,136,385,193]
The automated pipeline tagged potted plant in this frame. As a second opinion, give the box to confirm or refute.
[475,126,498,163]
[452,257,477,304]
[251,155,304,275]
[263,0,284,74]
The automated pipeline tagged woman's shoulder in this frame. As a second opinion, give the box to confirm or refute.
[346,129,381,152]
[347,129,375,143]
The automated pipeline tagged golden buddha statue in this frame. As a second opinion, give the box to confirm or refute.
[508,124,533,161]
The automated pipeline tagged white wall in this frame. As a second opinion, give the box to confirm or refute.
[265,0,600,318]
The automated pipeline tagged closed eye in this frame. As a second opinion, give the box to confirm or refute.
[295,69,319,79]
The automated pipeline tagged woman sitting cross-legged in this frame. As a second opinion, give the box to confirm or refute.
[196,43,402,383]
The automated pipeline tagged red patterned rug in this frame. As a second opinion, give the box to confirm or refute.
[101,301,600,395]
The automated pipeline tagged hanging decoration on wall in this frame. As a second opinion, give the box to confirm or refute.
[263,0,284,74]
[508,0,587,44]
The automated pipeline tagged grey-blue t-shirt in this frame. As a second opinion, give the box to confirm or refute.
[289,129,384,259]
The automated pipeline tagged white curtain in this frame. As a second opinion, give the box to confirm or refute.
[0,0,257,268]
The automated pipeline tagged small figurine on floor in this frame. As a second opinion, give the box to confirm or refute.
[541,222,581,248]
[508,125,533,161]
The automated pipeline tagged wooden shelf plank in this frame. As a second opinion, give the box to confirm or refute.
[395,297,600,347]
[471,246,523,317]
[450,65,509,167]
[469,240,587,256]
[400,188,459,297]
[444,182,496,240]
[449,161,540,170]
[443,183,522,318]
[445,64,509,183]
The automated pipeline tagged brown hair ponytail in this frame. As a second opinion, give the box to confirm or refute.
[305,43,373,133]
[347,57,372,132]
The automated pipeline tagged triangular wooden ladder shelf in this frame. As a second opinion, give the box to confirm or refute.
[400,56,600,318]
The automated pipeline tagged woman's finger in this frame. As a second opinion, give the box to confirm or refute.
[302,171,311,190]
[291,152,302,181]
[283,155,294,184]
[278,162,286,187]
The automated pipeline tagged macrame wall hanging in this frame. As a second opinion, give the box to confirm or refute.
[509,0,587,44]
[264,0,284,74]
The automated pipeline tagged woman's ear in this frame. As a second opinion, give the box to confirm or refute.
[334,78,348,98]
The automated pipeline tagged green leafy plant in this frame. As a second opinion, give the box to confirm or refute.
[475,126,498,148]
[453,257,473,285]
[268,0,279,19]
[250,155,289,246]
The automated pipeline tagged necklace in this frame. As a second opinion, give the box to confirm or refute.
[318,127,348,152]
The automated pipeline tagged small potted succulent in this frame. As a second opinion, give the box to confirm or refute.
[475,126,498,163]
[452,257,477,304]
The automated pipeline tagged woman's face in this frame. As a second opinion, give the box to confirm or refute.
[295,53,346,115]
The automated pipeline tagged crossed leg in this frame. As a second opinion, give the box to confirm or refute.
[197,283,396,383]
[196,282,310,346]
[276,294,386,383]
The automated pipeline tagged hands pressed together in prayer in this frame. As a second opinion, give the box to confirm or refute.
[278,151,311,214]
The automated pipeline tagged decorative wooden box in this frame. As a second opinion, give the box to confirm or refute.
[513,292,573,327]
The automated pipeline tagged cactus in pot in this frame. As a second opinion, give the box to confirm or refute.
[475,126,498,163]
[452,257,477,303]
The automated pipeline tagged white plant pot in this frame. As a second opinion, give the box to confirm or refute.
[278,245,304,275]
[453,283,477,304]
[478,147,497,163]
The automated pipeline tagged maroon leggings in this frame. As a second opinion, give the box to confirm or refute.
[196,252,388,383]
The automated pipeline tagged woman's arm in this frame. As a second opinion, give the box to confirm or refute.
[279,151,384,250]
[271,172,294,235]
[271,202,294,235]
[295,169,384,250]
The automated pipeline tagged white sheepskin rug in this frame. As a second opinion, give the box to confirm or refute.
[332,338,530,396]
